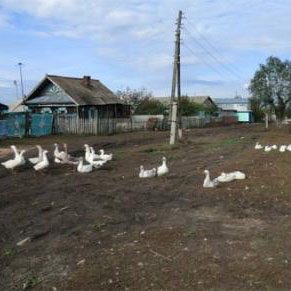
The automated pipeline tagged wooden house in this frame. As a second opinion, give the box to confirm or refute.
[24,75,130,118]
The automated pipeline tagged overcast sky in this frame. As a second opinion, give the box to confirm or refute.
[0,0,290,105]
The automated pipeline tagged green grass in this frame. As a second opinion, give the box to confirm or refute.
[23,275,43,290]
[2,247,15,257]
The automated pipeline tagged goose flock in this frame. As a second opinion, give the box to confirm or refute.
[255,142,291,152]
[139,156,169,179]
[203,170,246,188]
[1,144,113,174]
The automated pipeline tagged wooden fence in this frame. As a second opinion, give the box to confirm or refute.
[53,114,223,136]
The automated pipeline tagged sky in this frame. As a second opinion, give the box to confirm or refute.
[0,0,291,105]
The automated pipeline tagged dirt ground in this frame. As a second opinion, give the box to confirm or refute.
[1,124,291,290]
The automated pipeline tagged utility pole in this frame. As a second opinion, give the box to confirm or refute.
[169,10,183,145]
[18,62,25,100]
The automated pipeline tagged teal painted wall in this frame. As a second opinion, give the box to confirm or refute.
[237,112,251,122]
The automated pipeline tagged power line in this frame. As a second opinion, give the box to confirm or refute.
[184,18,244,77]
[182,43,230,80]
[183,26,243,80]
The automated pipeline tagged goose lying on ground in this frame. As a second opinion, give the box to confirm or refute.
[287,144,291,151]
[229,171,246,180]
[34,150,49,171]
[264,146,272,152]
[139,165,156,178]
[29,145,43,164]
[203,170,219,188]
[255,142,263,150]
[77,157,93,173]
[272,145,277,150]
[99,149,113,161]
[1,150,26,171]
[279,145,287,152]
[215,172,236,183]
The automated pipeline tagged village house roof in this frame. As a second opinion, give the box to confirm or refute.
[25,75,125,106]
[154,95,215,106]
[214,98,249,105]
[0,102,8,111]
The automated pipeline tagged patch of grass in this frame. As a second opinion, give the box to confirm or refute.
[23,275,43,290]
[185,229,205,238]
[89,222,107,232]
[2,247,15,257]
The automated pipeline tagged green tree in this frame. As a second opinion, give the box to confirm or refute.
[135,99,167,115]
[116,87,153,113]
[249,96,265,122]
[249,56,291,122]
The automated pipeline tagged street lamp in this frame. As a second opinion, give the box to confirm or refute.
[18,62,25,100]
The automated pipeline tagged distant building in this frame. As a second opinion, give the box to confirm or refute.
[215,98,252,123]
[154,96,216,107]
[9,99,27,112]
[0,102,8,113]
[24,75,130,118]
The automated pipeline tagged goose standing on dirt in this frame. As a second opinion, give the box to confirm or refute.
[157,156,169,178]
[255,142,263,150]
[84,144,92,163]
[203,170,219,188]
[1,150,26,172]
[99,149,113,161]
[11,145,20,158]
[29,145,43,164]
[34,150,49,171]
[77,157,93,173]
[54,143,67,162]
[90,147,101,160]
[139,165,156,178]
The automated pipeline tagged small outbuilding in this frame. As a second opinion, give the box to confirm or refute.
[24,75,130,118]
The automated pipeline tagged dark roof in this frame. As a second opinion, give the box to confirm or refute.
[215,98,249,105]
[25,75,124,106]
[0,102,8,111]
[154,96,215,105]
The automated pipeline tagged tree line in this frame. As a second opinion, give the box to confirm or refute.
[116,88,217,116]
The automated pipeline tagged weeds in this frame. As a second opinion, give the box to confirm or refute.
[23,276,43,290]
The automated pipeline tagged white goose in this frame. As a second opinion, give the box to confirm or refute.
[99,149,113,161]
[77,157,93,173]
[139,165,156,178]
[11,145,20,158]
[228,171,246,180]
[1,150,26,171]
[157,156,169,177]
[271,145,277,150]
[29,145,43,164]
[279,145,287,152]
[203,170,219,188]
[34,150,49,171]
[287,144,291,151]
[255,142,263,150]
[264,146,272,152]
[90,147,101,160]
[54,143,67,162]
[215,172,236,183]
[84,144,92,163]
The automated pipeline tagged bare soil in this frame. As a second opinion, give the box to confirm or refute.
[1,124,291,290]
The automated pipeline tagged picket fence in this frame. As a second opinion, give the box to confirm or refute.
[53,114,222,135]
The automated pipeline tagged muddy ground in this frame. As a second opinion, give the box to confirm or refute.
[1,124,291,290]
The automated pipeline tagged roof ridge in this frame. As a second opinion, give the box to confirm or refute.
[48,75,100,82]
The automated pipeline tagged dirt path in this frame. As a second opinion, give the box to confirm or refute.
[1,124,291,290]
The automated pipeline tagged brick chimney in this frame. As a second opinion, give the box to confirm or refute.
[81,75,91,87]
